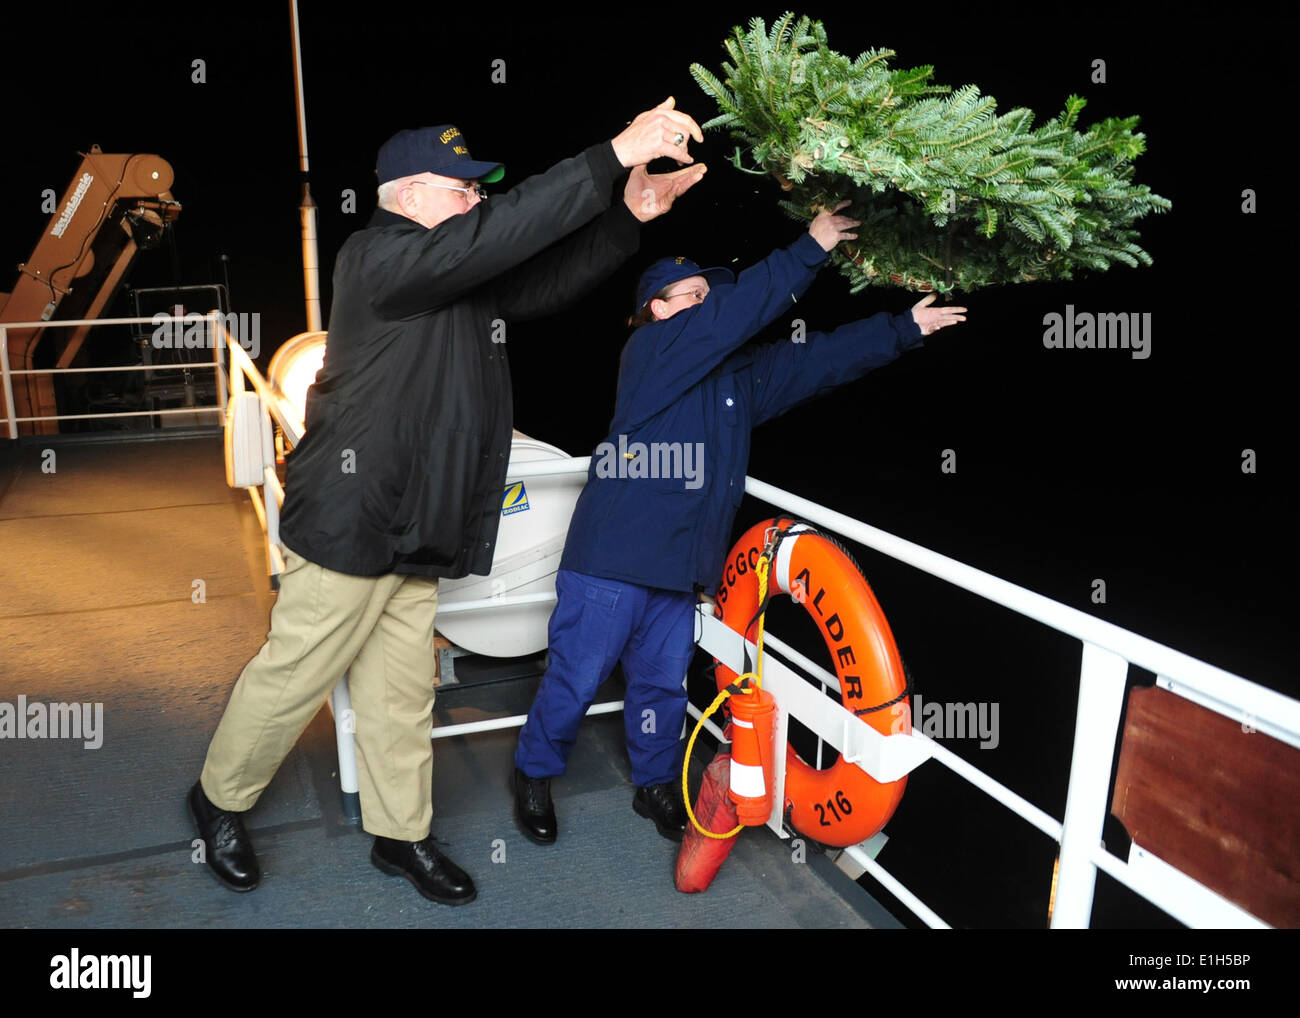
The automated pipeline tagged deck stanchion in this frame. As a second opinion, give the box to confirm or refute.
[330,677,362,824]
[260,405,280,582]
[1,326,16,439]
[211,311,228,411]
[1051,641,1128,928]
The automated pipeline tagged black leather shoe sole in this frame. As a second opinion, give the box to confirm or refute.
[187,791,259,893]
[370,846,477,906]
[510,772,557,846]
[633,795,686,843]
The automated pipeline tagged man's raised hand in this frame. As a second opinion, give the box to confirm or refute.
[612,97,704,168]
[624,163,708,223]
[808,200,861,252]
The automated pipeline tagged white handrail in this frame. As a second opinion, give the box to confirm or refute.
[743,477,1300,746]
[1,316,194,327]
[1,314,228,439]
[5,407,220,424]
[10,363,219,375]
[736,477,1289,929]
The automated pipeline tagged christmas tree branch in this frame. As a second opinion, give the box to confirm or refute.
[690,12,1171,293]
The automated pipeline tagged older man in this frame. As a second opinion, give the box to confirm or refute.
[189,100,706,905]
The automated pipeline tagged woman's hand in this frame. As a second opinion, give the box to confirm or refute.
[910,293,968,336]
[808,200,861,252]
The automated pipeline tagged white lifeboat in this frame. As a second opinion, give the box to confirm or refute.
[435,431,585,657]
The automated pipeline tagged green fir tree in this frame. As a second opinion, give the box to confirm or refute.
[690,13,1171,293]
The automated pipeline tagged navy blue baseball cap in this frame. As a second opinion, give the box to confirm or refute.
[634,256,734,314]
[376,125,505,185]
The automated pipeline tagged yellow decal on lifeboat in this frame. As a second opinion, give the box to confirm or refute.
[502,482,530,516]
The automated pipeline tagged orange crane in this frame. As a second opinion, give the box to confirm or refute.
[1,147,179,434]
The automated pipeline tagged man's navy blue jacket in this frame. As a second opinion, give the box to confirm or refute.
[560,232,924,594]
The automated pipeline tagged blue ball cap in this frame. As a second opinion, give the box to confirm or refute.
[376,125,505,185]
[634,256,734,316]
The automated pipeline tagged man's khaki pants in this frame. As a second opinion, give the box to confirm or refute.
[201,546,439,841]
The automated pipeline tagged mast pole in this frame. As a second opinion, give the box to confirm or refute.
[290,0,322,332]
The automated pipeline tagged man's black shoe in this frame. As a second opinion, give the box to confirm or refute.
[633,782,687,842]
[188,782,260,892]
[512,767,557,845]
[371,835,477,906]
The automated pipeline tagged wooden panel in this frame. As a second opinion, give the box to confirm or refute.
[1112,685,1300,927]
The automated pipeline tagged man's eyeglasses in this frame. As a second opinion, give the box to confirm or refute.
[409,180,488,201]
[661,287,709,303]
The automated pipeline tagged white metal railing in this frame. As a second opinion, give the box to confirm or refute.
[216,324,1295,929]
[731,478,1297,929]
[1,315,229,439]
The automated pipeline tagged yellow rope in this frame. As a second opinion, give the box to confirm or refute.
[682,687,745,839]
[751,555,769,690]
[682,554,771,839]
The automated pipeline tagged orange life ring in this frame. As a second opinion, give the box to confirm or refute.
[714,517,910,848]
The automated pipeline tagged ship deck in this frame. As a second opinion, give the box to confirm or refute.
[0,433,896,929]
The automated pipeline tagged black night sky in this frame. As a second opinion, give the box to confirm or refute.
[2,3,1292,933]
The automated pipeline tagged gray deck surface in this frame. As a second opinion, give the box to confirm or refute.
[0,434,897,929]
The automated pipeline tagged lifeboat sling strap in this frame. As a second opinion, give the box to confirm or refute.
[680,521,910,839]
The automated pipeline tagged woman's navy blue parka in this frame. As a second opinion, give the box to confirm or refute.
[560,231,924,594]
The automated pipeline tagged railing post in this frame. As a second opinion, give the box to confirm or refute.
[1,326,16,440]
[261,404,280,580]
[1051,640,1129,928]
[210,311,228,412]
[329,676,362,824]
